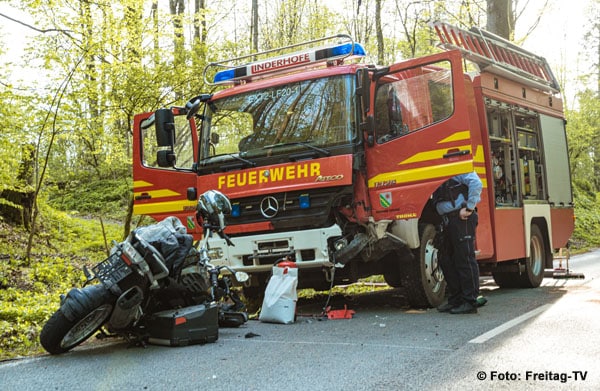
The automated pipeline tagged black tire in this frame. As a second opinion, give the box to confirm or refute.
[403,224,446,308]
[491,270,517,288]
[518,224,546,288]
[382,252,403,288]
[40,286,114,355]
[219,311,248,328]
[493,224,546,289]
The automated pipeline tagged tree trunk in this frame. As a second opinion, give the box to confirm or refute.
[375,0,384,64]
[252,0,259,52]
[194,0,207,44]
[597,22,600,97]
[486,0,514,40]
[170,0,186,99]
[152,1,159,66]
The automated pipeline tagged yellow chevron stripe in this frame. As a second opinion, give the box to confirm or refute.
[133,189,181,199]
[399,144,472,165]
[133,180,153,188]
[134,200,197,215]
[369,160,474,188]
[438,130,471,143]
[474,145,485,163]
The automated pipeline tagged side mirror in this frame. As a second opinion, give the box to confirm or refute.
[362,115,375,147]
[155,109,175,147]
[357,68,370,113]
[156,150,176,167]
[357,69,374,147]
[185,94,213,120]
[210,132,220,145]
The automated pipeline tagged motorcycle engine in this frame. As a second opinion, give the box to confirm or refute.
[179,264,211,294]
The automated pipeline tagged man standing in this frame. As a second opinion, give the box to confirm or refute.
[434,171,483,314]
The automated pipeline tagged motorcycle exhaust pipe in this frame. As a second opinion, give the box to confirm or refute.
[108,286,144,329]
[117,286,144,310]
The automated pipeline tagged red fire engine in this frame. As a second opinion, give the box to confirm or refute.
[132,22,574,307]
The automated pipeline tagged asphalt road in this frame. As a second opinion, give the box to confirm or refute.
[1,250,599,391]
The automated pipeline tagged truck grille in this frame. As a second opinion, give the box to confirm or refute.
[226,186,351,231]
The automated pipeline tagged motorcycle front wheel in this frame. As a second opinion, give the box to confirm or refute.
[40,286,114,355]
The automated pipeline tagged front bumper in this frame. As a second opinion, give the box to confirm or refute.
[207,224,342,273]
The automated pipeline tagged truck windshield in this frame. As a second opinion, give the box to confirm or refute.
[199,75,356,162]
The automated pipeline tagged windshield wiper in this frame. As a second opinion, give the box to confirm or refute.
[262,141,331,157]
[199,153,256,167]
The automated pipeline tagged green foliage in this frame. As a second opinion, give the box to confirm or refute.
[46,177,132,221]
[565,89,600,250]
[0,87,30,189]
[39,204,123,255]
[566,90,600,190]
[571,182,600,249]
[0,256,84,359]
[0,288,60,359]
[0,208,122,360]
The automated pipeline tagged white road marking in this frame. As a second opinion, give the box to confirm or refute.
[469,304,552,344]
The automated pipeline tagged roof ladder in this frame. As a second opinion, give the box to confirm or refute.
[431,21,560,94]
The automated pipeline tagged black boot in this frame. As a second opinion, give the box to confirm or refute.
[449,302,477,314]
[436,302,456,313]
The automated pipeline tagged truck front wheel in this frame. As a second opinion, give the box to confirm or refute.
[402,224,446,308]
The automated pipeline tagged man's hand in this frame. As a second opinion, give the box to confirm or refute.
[459,207,473,220]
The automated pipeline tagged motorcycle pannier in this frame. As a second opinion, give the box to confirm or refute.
[146,303,219,346]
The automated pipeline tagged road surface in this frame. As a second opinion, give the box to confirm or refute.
[1,250,599,390]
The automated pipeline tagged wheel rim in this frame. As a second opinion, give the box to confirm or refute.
[530,234,543,276]
[61,304,113,349]
[423,237,444,294]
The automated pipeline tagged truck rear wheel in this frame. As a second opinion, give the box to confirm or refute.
[493,224,546,288]
[402,224,446,308]
[519,224,546,287]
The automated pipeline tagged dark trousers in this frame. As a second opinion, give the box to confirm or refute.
[439,212,479,306]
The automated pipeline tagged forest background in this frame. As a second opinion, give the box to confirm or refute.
[0,0,599,359]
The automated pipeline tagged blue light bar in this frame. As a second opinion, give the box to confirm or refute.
[231,202,241,217]
[213,41,366,84]
[214,69,234,83]
[327,42,366,57]
[299,194,310,209]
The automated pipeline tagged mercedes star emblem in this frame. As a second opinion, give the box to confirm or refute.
[260,196,279,218]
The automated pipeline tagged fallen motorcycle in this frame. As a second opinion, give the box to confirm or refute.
[40,190,248,354]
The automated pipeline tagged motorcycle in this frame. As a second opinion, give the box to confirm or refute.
[40,190,248,355]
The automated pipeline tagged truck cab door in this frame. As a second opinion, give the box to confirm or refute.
[365,50,477,221]
[132,109,201,235]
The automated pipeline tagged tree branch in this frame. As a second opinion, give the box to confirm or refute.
[0,12,75,39]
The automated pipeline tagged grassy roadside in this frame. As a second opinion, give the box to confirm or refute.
[0,207,122,361]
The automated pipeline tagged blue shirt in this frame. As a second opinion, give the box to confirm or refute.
[435,172,482,215]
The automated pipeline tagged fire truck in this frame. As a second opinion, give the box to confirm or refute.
[132,22,574,307]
